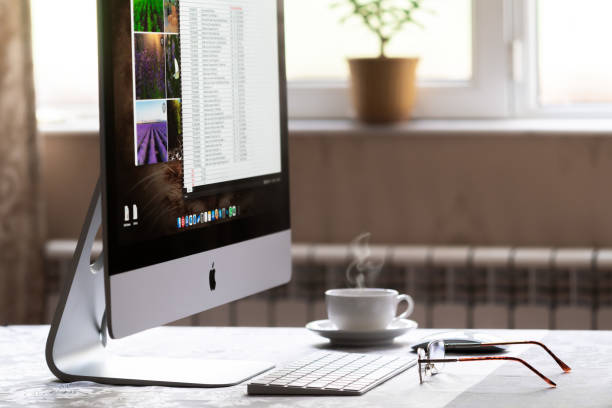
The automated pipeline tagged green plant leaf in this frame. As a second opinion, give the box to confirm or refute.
[331,0,431,56]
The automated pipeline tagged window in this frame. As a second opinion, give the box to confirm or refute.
[286,0,510,118]
[29,0,612,125]
[514,0,612,117]
[30,0,99,125]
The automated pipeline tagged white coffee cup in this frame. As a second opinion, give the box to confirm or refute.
[325,288,414,332]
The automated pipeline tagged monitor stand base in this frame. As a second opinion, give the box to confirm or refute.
[45,181,274,387]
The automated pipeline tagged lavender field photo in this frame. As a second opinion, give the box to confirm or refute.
[135,100,168,166]
[135,33,166,100]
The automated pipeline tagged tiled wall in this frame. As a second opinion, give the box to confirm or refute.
[43,128,612,246]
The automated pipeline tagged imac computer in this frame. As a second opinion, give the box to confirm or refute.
[46,0,291,387]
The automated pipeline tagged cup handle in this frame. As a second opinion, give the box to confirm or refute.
[396,294,414,320]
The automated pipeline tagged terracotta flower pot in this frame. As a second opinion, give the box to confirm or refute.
[348,57,420,123]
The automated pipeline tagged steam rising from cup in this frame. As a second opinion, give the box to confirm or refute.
[346,233,385,289]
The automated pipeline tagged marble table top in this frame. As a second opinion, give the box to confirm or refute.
[1,326,611,407]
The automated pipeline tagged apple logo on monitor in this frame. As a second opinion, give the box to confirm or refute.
[209,262,217,291]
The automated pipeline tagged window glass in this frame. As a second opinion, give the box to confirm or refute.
[284,0,472,81]
[538,0,612,106]
[30,0,99,121]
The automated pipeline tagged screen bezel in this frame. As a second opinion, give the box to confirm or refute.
[98,0,290,276]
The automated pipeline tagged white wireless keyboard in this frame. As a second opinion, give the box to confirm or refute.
[247,351,416,396]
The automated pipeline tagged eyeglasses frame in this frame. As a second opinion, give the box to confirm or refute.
[417,340,571,387]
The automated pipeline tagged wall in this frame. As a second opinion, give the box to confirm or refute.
[42,134,100,239]
[43,125,612,247]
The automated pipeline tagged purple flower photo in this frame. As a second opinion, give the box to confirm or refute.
[135,33,166,100]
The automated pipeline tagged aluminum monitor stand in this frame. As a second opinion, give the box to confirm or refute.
[45,181,274,387]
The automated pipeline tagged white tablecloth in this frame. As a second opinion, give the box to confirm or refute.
[0,326,610,407]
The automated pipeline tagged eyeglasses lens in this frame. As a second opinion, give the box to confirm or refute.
[427,340,446,375]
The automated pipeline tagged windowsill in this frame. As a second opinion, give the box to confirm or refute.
[288,118,612,136]
[39,118,612,138]
[39,118,100,136]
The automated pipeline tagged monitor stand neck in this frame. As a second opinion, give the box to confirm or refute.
[45,180,274,387]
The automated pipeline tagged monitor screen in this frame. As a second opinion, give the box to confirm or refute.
[101,0,289,276]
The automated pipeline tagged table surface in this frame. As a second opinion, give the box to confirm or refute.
[0,326,610,408]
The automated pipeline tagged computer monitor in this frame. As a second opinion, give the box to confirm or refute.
[46,0,290,387]
[101,0,291,339]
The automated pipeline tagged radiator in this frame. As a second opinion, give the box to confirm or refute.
[44,241,612,330]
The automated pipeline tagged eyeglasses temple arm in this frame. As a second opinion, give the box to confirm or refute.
[457,356,557,387]
[473,341,571,372]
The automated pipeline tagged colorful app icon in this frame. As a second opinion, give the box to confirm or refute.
[208,211,212,221]
[181,217,185,228]
[196,214,201,224]
[177,217,181,228]
[215,209,219,219]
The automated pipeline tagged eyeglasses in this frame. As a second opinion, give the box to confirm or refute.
[417,340,571,387]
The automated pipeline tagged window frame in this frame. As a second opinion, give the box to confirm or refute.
[287,0,512,119]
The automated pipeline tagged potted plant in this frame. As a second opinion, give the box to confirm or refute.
[334,0,427,123]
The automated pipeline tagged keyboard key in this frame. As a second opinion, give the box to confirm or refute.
[307,381,331,388]
[343,384,367,392]
[289,379,312,387]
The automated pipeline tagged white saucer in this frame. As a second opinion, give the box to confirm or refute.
[306,319,418,347]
